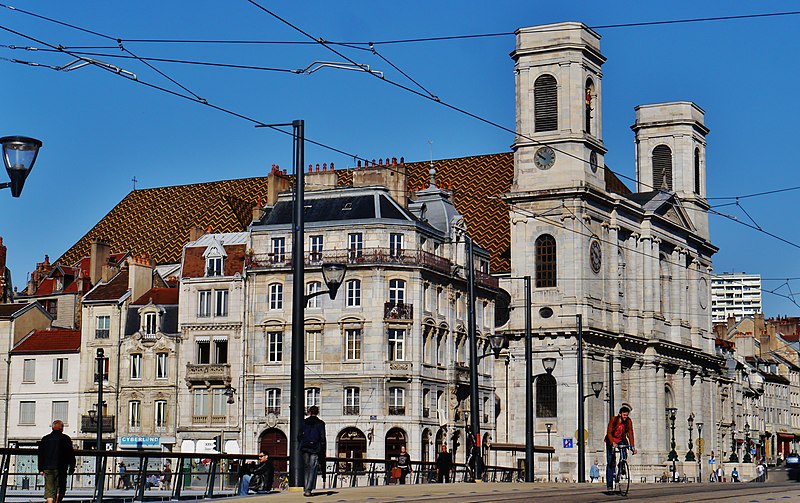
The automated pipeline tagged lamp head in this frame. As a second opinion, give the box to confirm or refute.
[545,422,553,433]
[88,409,96,421]
[542,357,556,373]
[1,136,42,198]
[488,334,507,358]
[321,262,346,299]
[591,381,603,398]
[666,407,678,420]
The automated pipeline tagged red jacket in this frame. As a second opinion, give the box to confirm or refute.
[605,415,635,447]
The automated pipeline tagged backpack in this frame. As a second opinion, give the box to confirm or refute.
[301,421,321,453]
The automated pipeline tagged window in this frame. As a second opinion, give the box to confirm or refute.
[214,290,229,316]
[97,357,110,383]
[584,78,594,134]
[198,290,212,317]
[307,281,322,308]
[306,330,321,362]
[214,339,228,364]
[130,354,142,380]
[345,329,362,360]
[96,315,110,339]
[268,332,283,362]
[389,279,406,304]
[271,237,286,263]
[305,387,320,414]
[144,312,157,336]
[343,387,360,415]
[309,235,324,261]
[694,147,701,194]
[652,144,673,190]
[22,359,35,383]
[193,389,209,417]
[19,401,35,425]
[197,340,211,364]
[423,389,430,417]
[388,329,406,361]
[41,299,57,320]
[155,400,167,429]
[266,388,281,414]
[129,400,141,430]
[52,401,68,424]
[52,358,68,382]
[536,374,557,418]
[534,74,558,132]
[535,234,557,288]
[348,233,363,261]
[156,353,169,379]
[212,388,226,416]
[389,233,404,257]
[346,279,361,307]
[389,387,405,415]
[269,283,283,310]
[206,256,223,276]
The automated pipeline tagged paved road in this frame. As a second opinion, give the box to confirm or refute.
[237,479,800,503]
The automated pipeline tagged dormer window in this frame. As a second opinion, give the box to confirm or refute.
[207,256,223,277]
[54,276,63,291]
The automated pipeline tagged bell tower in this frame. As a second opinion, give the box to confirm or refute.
[512,22,607,192]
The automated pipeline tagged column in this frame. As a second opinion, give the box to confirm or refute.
[640,235,655,314]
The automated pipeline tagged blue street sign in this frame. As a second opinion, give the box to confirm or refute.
[563,438,574,449]
[708,459,716,464]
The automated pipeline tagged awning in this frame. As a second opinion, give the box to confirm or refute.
[488,442,555,454]
[212,335,228,342]
[195,336,210,343]
[777,432,794,441]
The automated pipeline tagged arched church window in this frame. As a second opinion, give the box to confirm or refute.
[652,145,673,190]
[535,234,557,288]
[536,374,557,417]
[585,79,594,134]
[534,75,558,132]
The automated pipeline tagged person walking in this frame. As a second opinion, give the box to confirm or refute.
[604,405,636,494]
[117,462,132,489]
[395,446,412,484]
[298,405,326,497]
[590,460,600,483]
[37,420,76,503]
[435,444,453,483]
[162,462,172,491]
[731,467,739,482]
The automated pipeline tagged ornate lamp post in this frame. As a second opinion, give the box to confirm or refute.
[0,136,42,197]
[667,407,678,478]
[545,422,553,482]
[743,422,752,463]
[686,413,696,461]
[729,421,738,463]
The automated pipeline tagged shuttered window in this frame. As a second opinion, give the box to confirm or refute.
[534,75,558,132]
[652,145,673,190]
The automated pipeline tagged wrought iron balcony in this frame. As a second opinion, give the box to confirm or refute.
[80,415,115,433]
[384,301,413,320]
[185,363,231,384]
[343,406,360,416]
[388,406,406,416]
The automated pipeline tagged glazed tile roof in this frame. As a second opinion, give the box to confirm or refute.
[11,329,81,354]
[55,153,631,274]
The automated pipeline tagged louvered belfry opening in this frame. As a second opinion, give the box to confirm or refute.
[652,144,673,190]
[534,74,558,132]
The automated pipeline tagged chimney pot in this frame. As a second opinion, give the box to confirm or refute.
[323,163,327,171]
[400,156,405,164]
[357,160,362,168]
[330,162,334,170]
[316,163,320,172]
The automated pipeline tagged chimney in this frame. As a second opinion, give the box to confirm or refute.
[128,255,154,303]
[305,162,339,191]
[252,199,266,223]
[188,226,205,242]
[90,239,111,285]
[353,157,408,206]
[267,164,290,205]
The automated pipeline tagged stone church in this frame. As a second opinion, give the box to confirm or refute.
[493,22,720,481]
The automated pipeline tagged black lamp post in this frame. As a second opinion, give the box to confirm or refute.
[555,312,587,482]
[667,407,678,478]
[743,422,752,463]
[686,413,695,461]
[729,421,738,463]
[545,422,553,482]
[95,348,105,502]
[0,136,41,197]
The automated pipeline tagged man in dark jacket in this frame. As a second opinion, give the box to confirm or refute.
[298,406,326,497]
[38,420,76,503]
[435,444,453,483]
[249,452,275,493]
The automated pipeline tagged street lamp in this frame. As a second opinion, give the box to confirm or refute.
[545,422,553,482]
[743,422,752,463]
[0,136,42,197]
[696,422,703,481]
[686,413,695,461]
[223,385,237,404]
[667,407,678,479]
[95,348,105,502]
[729,421,738,463]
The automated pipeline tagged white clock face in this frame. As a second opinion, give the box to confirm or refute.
[534,146,556,170]
[590,240,602,273]
[589,151,598,173]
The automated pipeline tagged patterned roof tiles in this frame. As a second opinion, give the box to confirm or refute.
[12,328,81,354]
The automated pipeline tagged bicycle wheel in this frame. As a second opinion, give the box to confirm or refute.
[616,460,630,496]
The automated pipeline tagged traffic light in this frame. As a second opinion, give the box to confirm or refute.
[212,435,223,453]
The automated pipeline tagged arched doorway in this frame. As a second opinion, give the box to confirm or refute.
[259,428,288,472]
[421,428,432,463]
[435,428,446,453]
[385,427,407,467]
[337,427,367,471]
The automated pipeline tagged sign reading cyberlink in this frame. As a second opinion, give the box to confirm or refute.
[120,436,162,449]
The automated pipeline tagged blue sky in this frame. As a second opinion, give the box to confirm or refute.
[1,1,799,315]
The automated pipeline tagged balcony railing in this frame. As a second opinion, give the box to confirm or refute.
[388,406,406,416]
[185,363,231,384]
[343,406,360,416]
[384,301,413,320]
[80,415,115,433]
[266,406,281,415]
[248,247,452,275]
[475,270,499,290]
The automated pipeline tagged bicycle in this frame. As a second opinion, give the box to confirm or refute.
[613,444,632,496]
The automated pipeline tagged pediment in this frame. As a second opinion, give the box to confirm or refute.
[641,192,696,232]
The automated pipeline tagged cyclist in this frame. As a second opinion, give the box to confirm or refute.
[605,405,636,493]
